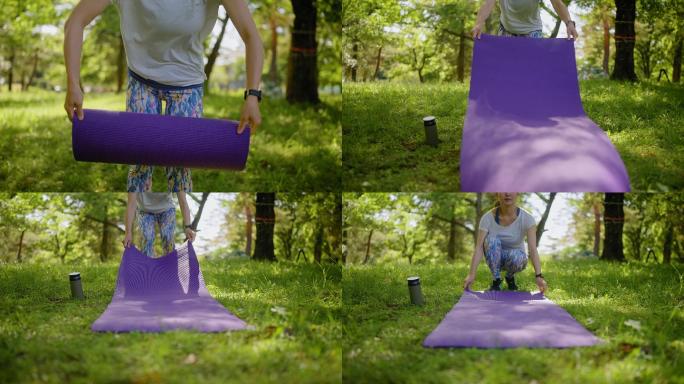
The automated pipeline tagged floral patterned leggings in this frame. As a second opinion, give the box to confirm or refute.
[126,71,203,192]
[484,234,528,280]
[498,22,544,38]
[137,207,176,257]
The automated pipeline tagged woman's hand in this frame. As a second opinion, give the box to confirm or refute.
[463,273,476,291]
[536,276,548,293]
[184,227,196,243]
[64,85,84,122]
[238,97,261,135]
[471,22,484,39]
[122,231,133,248]
[566,21,579,40]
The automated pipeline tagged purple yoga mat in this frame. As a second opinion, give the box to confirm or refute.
[91,242,248,333]
[423,290,602,348]
[460,35,630,192]
[73,109,250,170]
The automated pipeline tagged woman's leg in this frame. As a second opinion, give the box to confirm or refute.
[157,207,177,255]
[483,234,504,279]
[162,88,203,192]
[137,211,157,257]
[126,75,162,192]
[501,248,528,277]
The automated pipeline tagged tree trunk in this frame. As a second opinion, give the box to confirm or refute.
[100,204,110,262]
[601,193,625,261]
[286,0,319,103]
[342,228,348,264]
[351,42,358,82]
[245,203,253,256]
[26,52,39,91]
[268,14,280,84]
[116,36,125,93]
[204,16,229,94]
[474,193,483,245]
[190,193,210,230]
[253,193,276,261]
[8,50,14,91]
[456,31,465,83]
[313,223,323,263]
[363,229,373,264]
[550,18,562,38]
[663,222,673,264]
[673,38,682,83]
[611,0,637,81]
[593,202,601,256]
[16,230,25,263]
[373,46,382,80]
[602,11,610,74]
[447,220,457,262]
[536,193,556,244]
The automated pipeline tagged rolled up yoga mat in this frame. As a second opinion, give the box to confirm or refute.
[91,242,248,333]
[73,109,250,170]
[423,290,602,348]
[460,35,630,192]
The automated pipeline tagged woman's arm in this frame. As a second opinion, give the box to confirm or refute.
[526,226,548,293]
[463,229,488,290]
[123,193,137,248]
[177,192,196,242]
[549,0,579,39]
[221,0,264,134]
[472,0,497,39]
[63,0,111,121]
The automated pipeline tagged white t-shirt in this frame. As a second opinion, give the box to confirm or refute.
[137,193,175,214]
[112,0,220,86]
[479,207,536,251]
[499,0,544,35]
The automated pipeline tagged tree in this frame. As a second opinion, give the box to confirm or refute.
[253,192,277,261]
[286,0,319,103]
[611,0,637,81]
[601,193,625,261]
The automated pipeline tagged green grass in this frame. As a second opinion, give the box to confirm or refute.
[342,81,684,192]
[0,260,341,384]
[0,90,341,192]
[343,259,684,384]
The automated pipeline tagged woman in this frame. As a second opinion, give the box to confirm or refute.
[463,193,548,293]
[471,0,578,39]
[123,192,196,257]
[64,0,263,192]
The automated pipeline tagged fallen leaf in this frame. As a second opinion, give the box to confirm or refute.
[183,353,197,365]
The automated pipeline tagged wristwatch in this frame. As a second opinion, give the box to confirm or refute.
[184,224,193,230]
[244,89,262,102]
[535,273,544,279]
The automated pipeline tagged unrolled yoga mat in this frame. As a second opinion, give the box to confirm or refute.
[91,242,248,333]
[423,290,602,348]
[73,109,250,170]
[460,35,630,192]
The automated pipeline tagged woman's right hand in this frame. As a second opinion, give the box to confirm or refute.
[463,273,475,291]
[122,231,133,248]
[64,85,84,122]
[471,22,484,39]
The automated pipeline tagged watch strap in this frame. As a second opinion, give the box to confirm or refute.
[535,273,544,278]
[244,89,262,102]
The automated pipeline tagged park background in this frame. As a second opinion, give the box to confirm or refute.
[342,0,684,192]
[0,0,342,192]
[342,192,683,383]
[0,192,342,383]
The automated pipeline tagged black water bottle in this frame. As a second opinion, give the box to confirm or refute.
[407,276,424,305]
[69,272,84,299]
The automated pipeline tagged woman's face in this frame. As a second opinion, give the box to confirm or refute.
[497,193,518,207]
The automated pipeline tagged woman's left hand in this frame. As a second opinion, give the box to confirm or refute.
[238,97,261,135]
[184,227,196,243]
[536,276,548,294]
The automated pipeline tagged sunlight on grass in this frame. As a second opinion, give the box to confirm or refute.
[342,259,682,383]
[0,260,341,384]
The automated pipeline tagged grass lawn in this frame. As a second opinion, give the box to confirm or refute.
[0,90,341,192]
[342,81,684,192]
[0,260,341,384]
[342,259,684,383]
